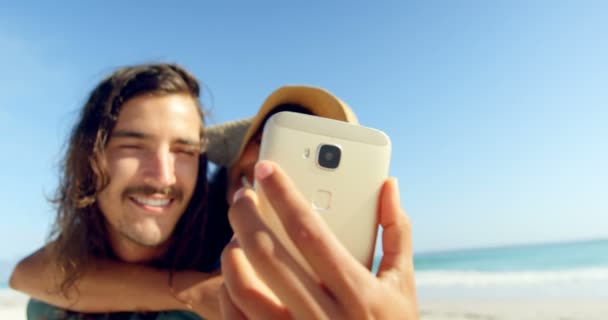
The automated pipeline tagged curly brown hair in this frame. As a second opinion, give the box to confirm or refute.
[48,63,211,296]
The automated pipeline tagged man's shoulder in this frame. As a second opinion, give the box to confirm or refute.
[27,299,201,320]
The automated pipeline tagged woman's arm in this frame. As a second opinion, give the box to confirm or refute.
[10,246,223,319]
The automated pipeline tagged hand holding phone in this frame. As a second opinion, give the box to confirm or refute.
[221,161,418,319]
[255,111,392,271]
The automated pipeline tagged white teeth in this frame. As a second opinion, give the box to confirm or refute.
[133,197,170,207]
[241,175,253,189]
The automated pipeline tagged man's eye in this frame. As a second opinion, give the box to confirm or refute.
[176,148,197,156]
[119,145,142,150]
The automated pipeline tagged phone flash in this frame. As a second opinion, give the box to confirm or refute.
[303,148,310,159]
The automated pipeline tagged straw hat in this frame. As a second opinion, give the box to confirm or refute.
[204,85,358,166]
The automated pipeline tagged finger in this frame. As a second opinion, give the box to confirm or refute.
[254,161,370,306]
[219,283,247,320]
[376,178,415,293]
[229,188,336,320]
[221,239,288,320]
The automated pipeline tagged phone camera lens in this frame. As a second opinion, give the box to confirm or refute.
[318,144,341,169]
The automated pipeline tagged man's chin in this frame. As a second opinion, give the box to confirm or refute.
[125,234,165,247]
[123,224,170,247]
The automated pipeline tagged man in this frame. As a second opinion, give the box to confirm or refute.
[12,81,417,319]
[11,63,223,319]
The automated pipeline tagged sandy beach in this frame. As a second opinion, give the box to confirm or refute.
[419,299,608,320]
[0,289,27,320]
[1,287,607,320]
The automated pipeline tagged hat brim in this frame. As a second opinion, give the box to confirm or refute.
[236,85,358,164]
[204,85,358,167]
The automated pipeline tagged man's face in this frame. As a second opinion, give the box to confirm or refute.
[97,93,202,261]
[226,132,262,203]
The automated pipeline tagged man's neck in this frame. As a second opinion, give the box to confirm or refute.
[114,240,168,263]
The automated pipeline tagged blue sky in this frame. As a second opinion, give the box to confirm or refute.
[0,1,606,264]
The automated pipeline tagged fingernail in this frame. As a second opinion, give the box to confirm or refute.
[390,177,401,202]
[255,161,274,181]
[232,187,246,204]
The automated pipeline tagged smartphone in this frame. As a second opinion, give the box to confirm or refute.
[255,111,391,271]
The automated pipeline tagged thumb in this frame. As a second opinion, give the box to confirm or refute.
[376,178,413,287]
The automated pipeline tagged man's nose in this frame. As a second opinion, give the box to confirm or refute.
[144,150,177,188]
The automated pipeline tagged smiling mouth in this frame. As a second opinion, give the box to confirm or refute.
[131,196,173,208]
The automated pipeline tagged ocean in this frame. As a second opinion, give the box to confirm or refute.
[395,238,608,301]
[3,239,607,298]
[3,240,606,319]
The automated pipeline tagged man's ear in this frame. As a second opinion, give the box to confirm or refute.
[90,148,110,193]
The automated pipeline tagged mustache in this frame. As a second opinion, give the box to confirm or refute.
[122,185,183,200]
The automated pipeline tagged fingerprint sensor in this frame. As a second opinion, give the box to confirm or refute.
[312,190,331,211]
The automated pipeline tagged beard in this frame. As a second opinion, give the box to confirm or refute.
[116,216,166,247]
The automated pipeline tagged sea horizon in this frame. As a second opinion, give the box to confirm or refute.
[3,237,607,290]
[3,237,606,320]
[411,236,608,257]
[403,238,608,301]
